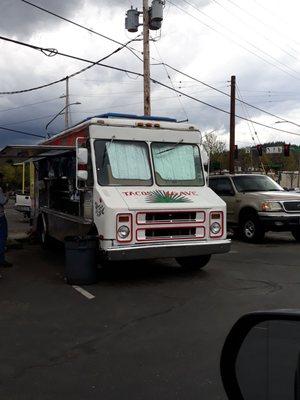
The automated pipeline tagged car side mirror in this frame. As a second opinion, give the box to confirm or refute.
[220,310,300,400]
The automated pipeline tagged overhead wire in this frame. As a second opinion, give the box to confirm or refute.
[0,97,60,113]
[152,40,189,121]
[162,63,300,128]
[236,83,266,172]
[0,126,44,138]
[2,35,300,137]
[19,0,144,62]
[167,0,300,81]
[225,0,300,54]
[210,0,298,61]
[0,34,141,95]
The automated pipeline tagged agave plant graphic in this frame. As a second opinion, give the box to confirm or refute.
[146,190,192,203]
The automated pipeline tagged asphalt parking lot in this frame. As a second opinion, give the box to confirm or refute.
[1,207,300,400]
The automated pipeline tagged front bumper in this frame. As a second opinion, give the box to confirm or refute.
[258,212,300,230]
[103,239,231,261]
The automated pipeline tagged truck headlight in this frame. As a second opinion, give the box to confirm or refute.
[210,222,221,234]
[117,225,130,239]
[261,201,282,212]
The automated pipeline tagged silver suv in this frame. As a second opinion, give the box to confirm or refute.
[209,174,300,242]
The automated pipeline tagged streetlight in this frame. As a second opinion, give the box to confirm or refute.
[45,102,81,136]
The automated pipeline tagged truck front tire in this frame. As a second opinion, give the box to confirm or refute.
[176,255,211,270]
[37,216,53,250]
[240,212,265,243]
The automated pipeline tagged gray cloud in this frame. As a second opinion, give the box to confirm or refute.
[1,0,84,38]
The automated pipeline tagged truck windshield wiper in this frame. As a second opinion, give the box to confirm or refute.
[157,139,183,155]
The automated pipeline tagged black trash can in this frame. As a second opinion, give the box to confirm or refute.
[64,236,98,285]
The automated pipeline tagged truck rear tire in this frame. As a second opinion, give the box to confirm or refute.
[176,255,211,270]
[240,212,265,243]
[37,216,53,250]
[292,228,300,242]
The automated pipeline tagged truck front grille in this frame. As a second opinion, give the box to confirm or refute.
[145,227,196,239]
[283,201,300,212]
[137,210,205,225]
[136,226,205,241]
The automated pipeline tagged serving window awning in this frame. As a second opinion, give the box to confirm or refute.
[0,145,75,164]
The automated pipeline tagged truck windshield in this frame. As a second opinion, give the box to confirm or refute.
[94,140,152,186]
[232,175,284,192]
[151,143,204,186]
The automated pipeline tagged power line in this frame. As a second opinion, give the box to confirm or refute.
[211,0,298,61]
[0,97,60,113]
[167,0,300,81]
[0,34,141,95]
[2,34,300,138]
[152,41,189,121]
[163,63,300,128]
[20,0,144,62]
[225,0,300,54]
[0,126,44,138]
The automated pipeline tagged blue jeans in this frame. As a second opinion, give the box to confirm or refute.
[0,215,8,264]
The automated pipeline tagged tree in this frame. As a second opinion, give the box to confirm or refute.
[202,133,227,171]
[202,132,226,155]
[0,163,24,190]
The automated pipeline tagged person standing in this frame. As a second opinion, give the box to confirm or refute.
[0,173,12,269]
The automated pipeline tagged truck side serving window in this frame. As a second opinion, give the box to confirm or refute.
[151,142,204,187]
[94,140,153,186]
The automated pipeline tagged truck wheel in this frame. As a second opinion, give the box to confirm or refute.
[176,255,211,270]
[292,228,300,242]
[37,216,53,250]
[240,213,265,243]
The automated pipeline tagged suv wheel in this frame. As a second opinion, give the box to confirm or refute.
[292,228,300,242]
[240,213,265,243]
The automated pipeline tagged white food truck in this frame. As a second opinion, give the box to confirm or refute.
[0,113,230,269]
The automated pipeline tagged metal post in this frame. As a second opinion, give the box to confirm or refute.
[298,154,300,188]
[229,75,236,174]
[143,0,151,116]
[65,76,70,129]
[22,163,25,194]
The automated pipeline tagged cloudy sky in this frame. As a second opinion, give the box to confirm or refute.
[1,0,300,149]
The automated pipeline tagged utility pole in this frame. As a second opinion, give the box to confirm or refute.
[143,0,151,116]
[65,76,70,130]
[229,75,236,174]
[125,1,164,116]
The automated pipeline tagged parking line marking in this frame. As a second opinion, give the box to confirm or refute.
[72,286,95,300]
[229,250,238,254]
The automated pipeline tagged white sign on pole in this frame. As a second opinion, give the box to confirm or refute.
[266,146,283,154]
[245,147,251,154]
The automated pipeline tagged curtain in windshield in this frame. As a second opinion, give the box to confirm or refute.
[94,140,152,186]
[152,145,196,180]
[107,142,151,180]
[152,143,204,186]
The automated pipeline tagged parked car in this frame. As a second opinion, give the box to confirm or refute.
[14,191,31,218]
[209,174,300,242]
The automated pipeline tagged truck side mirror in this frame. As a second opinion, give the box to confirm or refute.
[76,147,88,187]
[77,170,88,181]
[77,148,88,165]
